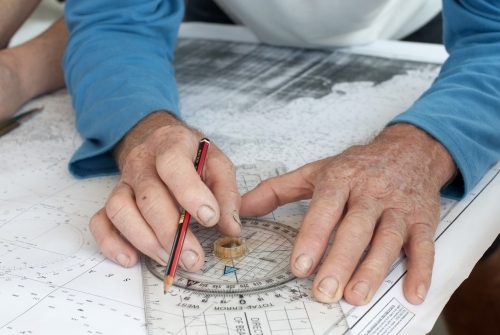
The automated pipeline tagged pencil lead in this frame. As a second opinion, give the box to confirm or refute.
[163,275,174,294]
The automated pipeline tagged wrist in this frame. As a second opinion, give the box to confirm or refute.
[377,123,457,188]
[113,111,183,170]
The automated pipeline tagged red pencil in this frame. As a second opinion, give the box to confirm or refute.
[164,138,210,294]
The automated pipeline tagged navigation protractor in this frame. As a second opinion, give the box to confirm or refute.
[145,218,298,294]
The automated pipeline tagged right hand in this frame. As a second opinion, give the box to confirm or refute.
[89,111,242,271]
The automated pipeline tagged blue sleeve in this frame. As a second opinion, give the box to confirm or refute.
[390,0,500,198]
[63,0,184,178]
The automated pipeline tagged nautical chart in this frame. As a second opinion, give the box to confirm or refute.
[1,33,499,335]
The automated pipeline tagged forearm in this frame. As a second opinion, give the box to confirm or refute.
[0,0,41,48]
[390,0,500,197]
[4,18,67,99]
[0,16,67,120]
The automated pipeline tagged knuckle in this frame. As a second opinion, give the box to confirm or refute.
[256,177,281,199]
[89,213,103,238]
[350,197,379,216]
[311,203,341,226]
[304,223,332,248]
[89,214,113,250]
[137,194,163,222]
[128,230,152,250]
[171,183,194,204]
[341,214,374,238]
[359,259,386,280]
[226,188,240,199]
[122,145,150,177]
[95,237,110,252]
[406,223,435,263]
[158,150,187,179]
[106,193,130,223]
[154,222,176,243]
[414,238,435,255]
[331,252,357,275]
[409,221,434,238]
[97,233,118,254]
[376,226,405,247]
[300,161,318,176]
[132,169,158,191]
[151,124,195,148]
[313,177,347,208]
[315,187,343,209]
[314,174,339,199]
[347,223,373,241]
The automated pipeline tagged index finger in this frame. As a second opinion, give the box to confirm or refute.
[311,194,382,303]
[289,176,350,280]
[154,128,221,227]
[203,148,242,237]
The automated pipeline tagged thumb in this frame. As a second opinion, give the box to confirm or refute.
[240,161,327,217]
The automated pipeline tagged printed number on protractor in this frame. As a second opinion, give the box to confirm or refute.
[145,218,298,294]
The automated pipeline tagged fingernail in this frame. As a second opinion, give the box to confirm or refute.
[115,253,130,268]
[318,277,339,299]
[416,284,427,300]
[352,281,370,300]
[157,248,170,265]
[181,250,199,270]
[197,205,215,226]
[294,254,313,275]
[232,210,242,228]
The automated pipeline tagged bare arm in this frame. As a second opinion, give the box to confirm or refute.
[0,0,41,49]
[0,18,67,119]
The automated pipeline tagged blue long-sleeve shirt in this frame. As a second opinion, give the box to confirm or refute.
[390,0,500,197]
[63,0,500,198]
[63,0,184,177]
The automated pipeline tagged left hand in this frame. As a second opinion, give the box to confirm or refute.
[240,123,456,306]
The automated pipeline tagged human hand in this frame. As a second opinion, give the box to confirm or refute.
[90,112,242,271]
[240,123,456,305]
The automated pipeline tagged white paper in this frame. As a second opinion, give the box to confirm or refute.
[1,24,499,335]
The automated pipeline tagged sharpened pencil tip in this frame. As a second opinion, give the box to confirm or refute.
[163,275,174,294]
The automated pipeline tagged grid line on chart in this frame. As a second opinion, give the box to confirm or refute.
[0,179,82,229]
[0,237,71,258]
[182,312,229,335]
[265,304,315,335]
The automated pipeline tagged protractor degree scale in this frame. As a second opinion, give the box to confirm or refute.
[145,218,298,294]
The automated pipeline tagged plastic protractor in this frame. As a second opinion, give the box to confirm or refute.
[145,218,298,294]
